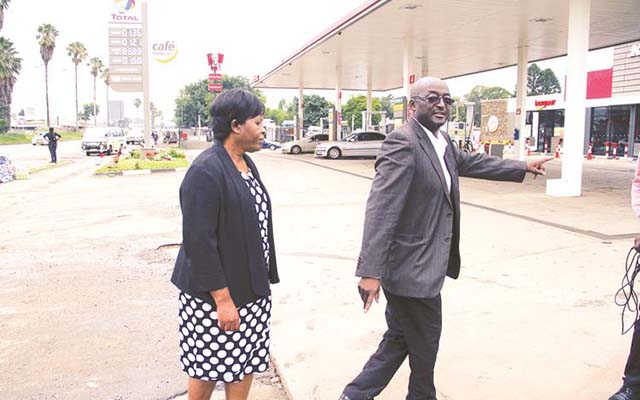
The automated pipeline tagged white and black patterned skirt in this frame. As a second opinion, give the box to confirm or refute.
[178,292,271,382]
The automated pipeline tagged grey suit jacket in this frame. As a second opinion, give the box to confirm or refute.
[355,118,527,298]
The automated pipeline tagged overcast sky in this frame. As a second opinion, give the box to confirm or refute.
[4,0,612,126]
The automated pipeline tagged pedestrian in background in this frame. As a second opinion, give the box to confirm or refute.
[152,131,159,147]
[340,76,551,400]
[608,156,640,400]
[171,89,280,400]
[44,127,61,163]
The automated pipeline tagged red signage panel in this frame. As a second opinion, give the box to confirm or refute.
[208,73,223,81]
[208,83,223,92]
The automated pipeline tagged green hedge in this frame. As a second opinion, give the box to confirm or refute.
[0,130,83,145]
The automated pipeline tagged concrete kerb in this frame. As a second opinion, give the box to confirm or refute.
[269,353,295,400]
[93,167,188,177]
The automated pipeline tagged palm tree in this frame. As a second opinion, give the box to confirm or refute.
[66,41,87,128]
[87,56,103,126]
[150,102,162,130]
[101,68,110,126]
[133,98,141,126]
[36,23,59,127]
[0,0,11,32]
[0,37,21,132]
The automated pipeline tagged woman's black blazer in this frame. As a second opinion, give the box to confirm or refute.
[171,143,279,309]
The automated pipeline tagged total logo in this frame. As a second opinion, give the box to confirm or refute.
[111,0,140,22]
[153,41,178,63]
[114,0,135,13]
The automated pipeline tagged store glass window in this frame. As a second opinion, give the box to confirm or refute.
[589,106,631,156]
[610,105,630,156]
[590,107,609,155]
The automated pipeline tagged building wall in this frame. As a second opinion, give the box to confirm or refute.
[613,42,640,96]
[480,99,510,142]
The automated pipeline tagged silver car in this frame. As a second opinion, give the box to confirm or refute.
[281,134,329,154]
[314,131,386,159]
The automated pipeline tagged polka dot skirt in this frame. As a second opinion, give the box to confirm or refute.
[177,168,273,383]
[178,292,271,382]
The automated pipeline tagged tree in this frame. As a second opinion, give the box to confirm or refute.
[133,98,141,124]
[37,23,59,127]
[379,95,394,119]
[101,68,110,126]
[0,37,21,132]
[66,41,87,128]
[174,75,264,128]
[150,102,162,129]
[0,0,10,32]
[451,96,466,123]
[287,95,334,127]
[87,57,103,126]
[463,86,512,126]
[527,63,561,95]
[265,107,291,125]
[80,102,99,123]
[341,95,383,130]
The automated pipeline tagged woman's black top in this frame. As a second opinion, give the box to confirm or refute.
[171,143,279,309]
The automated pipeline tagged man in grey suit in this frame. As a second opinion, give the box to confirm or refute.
[339,77,551,400]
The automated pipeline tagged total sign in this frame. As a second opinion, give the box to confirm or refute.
[153,41,178,63]
[111,0,141,23]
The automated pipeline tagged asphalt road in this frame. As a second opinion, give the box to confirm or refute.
[0,149,287,400]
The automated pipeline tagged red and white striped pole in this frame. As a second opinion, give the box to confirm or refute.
[625,143,630,160]
[544,139,549,155]
[586,142,593,160]
[604,141,610,159]
[612,142,618,160]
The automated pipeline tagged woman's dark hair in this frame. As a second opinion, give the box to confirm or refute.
[209,89,265,141]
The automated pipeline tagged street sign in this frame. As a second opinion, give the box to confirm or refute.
[208,73,223,81]
[208,83,223,92]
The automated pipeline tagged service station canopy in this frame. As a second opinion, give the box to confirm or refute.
[254,0,640,91]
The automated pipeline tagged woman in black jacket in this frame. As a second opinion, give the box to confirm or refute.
[171,89,279,400]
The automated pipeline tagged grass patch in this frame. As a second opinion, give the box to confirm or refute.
[95,158,189,174]
[0,130,83,145]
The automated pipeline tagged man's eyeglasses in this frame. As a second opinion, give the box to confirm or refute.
[411,95,455,106]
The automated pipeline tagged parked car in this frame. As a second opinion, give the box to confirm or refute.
[126,128,144,145]
[262,139,281,151]
[314,131,386,159]
[282,134,329,154]
[31,132,49,146]
[81,127,127,156]
[0,154,16,183]
[163,131,178,144]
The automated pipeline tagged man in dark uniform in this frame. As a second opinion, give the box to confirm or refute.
[44,127,61,163]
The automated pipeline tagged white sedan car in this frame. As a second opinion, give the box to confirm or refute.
[314,131,386,159]
[281,134,329,154]
[31,132,49,146]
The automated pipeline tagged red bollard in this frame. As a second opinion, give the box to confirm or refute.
[625,144,630,159]
[612,142,618,160]
[586,142,593,160]
[604,141,610,158]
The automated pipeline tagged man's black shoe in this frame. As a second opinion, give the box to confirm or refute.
[609,385,640,400]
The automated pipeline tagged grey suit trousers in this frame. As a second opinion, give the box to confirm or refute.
[342,291,442,400]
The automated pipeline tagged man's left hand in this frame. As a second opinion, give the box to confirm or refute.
[527,157,554,179]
